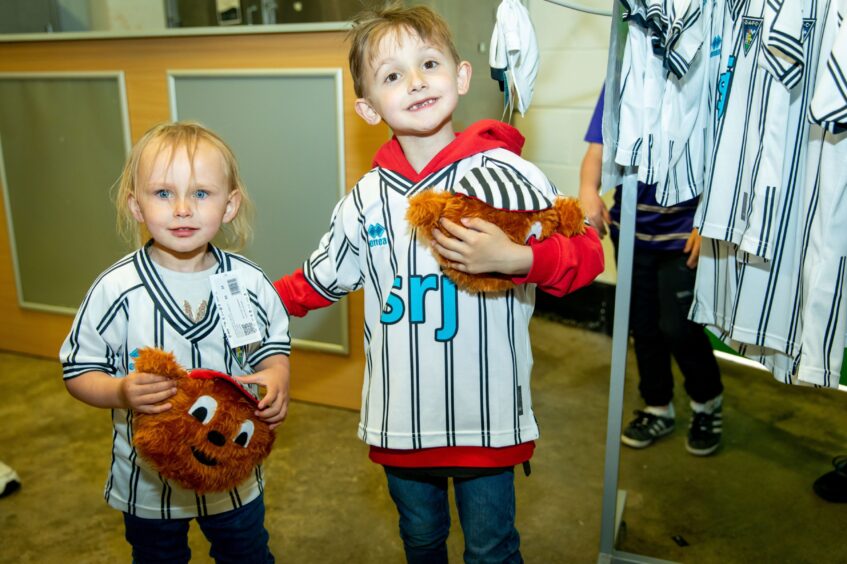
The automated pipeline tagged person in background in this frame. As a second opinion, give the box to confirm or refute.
[579,86,724,456]
[273,4,604,562]
[59,122,290,563]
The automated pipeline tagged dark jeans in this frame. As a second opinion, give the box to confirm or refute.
[385,468,523,564]
[624,246,723,406]
[123,495,273,564]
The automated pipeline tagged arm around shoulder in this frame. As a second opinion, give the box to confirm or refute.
[273,268,333,317]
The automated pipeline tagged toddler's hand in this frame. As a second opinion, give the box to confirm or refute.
[237,357,290,430]
[432,217,533,276]
[121,372,177,413]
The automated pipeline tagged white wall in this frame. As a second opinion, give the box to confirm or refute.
[517,0,617,283]
[89,0,166,31]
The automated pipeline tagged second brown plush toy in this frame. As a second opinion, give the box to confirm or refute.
[407,166,587,293]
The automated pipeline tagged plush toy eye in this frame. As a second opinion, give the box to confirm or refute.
[188,396,218,424]
[233,420,255,448]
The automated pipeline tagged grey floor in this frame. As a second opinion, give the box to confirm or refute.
[1,317,845,563]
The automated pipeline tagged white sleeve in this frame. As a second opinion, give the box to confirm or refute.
[666,0,705,79]
[302,190,365,302]
[760,0,805,88]
[247,272,292,367]
[809,16,847,131]
[59,279,126,379]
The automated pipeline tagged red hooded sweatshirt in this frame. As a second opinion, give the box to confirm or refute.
[275,120,604,469]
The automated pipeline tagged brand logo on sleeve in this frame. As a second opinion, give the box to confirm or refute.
[367,223,388,248]
[710,35,722,57]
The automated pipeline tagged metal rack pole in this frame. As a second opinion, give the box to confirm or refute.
[595,2,677,563]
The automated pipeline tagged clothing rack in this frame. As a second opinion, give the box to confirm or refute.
[541,0,676,561]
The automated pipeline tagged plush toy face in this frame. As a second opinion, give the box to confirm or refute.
[406,177,586,293]
[131,349,275,494]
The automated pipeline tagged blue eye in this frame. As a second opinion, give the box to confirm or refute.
[195,190,209,200]
[154,189,171,199]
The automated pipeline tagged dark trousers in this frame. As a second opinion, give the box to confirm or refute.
[123,495,273,564]
[624,246,723,406]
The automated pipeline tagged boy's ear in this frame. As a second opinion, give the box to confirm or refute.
[355,98,383,126]
[223,189,242,223]
[128,195,145,223]
[457,61,472,95]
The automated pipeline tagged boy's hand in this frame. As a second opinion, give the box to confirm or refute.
[120,372,177,414]
[431,217,533,276]
[683,228,702,269]
[236,356,290,430]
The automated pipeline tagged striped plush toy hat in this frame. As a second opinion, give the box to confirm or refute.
[449,166,553,212]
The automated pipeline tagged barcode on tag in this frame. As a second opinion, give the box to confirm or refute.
[209,271,261,348]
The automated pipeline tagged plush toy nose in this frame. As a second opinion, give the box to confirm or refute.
[207,430,226,447]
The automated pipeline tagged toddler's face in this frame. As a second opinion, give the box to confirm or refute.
[355,28,470,139]
[129,140,240,270]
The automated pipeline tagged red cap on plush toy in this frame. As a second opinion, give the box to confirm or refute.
[131,348,275,494]
[186,368,260,407]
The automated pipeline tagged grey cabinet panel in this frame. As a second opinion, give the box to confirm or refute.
[0,73,131,313]
[169,70,348,353]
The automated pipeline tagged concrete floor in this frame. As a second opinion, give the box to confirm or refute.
[1,317,845,563]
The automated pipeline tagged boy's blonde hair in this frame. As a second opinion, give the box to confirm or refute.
[348,2,461,98]
[115,121,253,251]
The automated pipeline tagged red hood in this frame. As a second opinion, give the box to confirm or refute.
[372,119,525,183]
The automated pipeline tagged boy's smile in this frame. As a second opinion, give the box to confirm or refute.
[355,28,471,152]
[129,140,241,272]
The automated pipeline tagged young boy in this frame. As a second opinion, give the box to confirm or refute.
[275,4,604,561]
[579,87,724,455]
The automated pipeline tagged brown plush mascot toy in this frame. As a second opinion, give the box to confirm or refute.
[131,348,275,494]
[407,166,587,293]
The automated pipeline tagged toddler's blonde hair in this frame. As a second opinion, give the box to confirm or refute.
[115,121,253,251]
[348,2,461,98]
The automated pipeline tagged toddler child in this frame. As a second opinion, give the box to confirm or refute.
[273,4,605,562]
[60,121,290,563]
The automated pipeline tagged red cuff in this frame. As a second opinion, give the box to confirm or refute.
[369,443,535,468]
[273,268,333,317]
[511,230,604,297]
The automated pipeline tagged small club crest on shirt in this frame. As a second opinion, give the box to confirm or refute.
[801,20,814,42]
[741,19,761,56]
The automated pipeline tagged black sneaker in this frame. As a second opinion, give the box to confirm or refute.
[0,461,20,499]
[686,406,722,456]
[621,410,675,448]
[813,455,847,503]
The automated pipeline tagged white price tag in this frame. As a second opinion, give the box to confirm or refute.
[209,272,262,348]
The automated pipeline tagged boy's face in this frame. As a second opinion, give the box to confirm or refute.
[355,28,471,137]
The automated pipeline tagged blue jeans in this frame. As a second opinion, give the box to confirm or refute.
[123,495,274,564]
[385,469,523,564]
